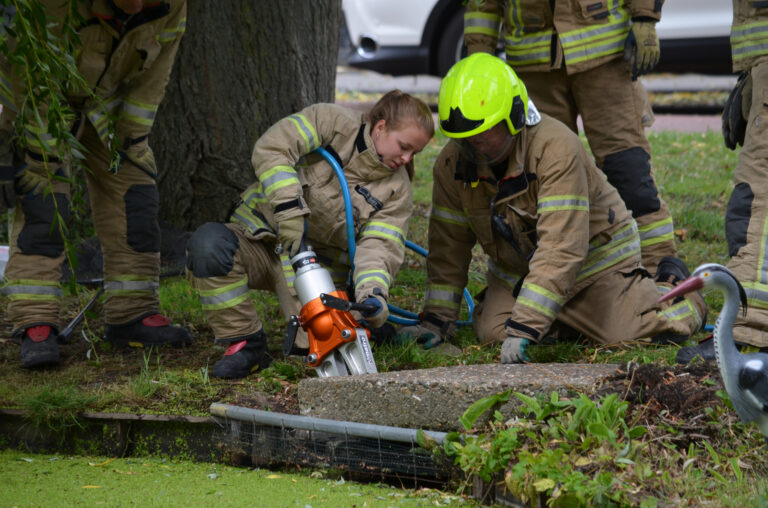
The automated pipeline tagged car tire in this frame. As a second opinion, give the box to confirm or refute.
[436,9,465,77]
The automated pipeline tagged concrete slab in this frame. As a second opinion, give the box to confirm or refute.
[298,363,621,432]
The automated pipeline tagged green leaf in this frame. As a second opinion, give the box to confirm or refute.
[459,389,511,431]
[628,426,647,439]
[415,429,439,451]
[587,422,611,440]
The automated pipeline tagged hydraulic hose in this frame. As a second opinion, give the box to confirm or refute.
[315,146,473,327]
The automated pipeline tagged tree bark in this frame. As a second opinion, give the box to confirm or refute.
[152,0,340,230]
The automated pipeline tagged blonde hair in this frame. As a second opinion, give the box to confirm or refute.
[367,89,435,138]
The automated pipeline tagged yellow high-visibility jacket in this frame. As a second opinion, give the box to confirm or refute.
[731,0,768,72]
[464,0,663,74]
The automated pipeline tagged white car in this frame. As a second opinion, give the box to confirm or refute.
[341,0,734,76]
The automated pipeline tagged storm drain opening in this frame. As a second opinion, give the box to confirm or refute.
[210,403,455,488]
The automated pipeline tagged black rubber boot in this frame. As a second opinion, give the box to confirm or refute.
[676,334,768,364]
[20,325,61,369]
[211,330,272,379]
[655,256,691,286]
[104,313,192,348]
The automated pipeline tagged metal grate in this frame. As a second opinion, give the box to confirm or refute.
[213,413,454,486]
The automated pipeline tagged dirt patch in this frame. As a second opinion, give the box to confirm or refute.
[595,361,730,440]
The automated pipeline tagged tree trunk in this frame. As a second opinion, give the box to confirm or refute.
[152,0,341,230]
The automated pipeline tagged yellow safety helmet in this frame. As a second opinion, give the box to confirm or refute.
[438,53,528,138]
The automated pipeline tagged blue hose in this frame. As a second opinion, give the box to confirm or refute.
[315,147,473,327]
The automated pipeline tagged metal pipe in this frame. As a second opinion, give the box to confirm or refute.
[210,403,447,445]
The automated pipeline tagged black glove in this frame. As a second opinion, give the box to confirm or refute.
[722,71,752,150]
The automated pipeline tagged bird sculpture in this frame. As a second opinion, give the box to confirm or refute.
[659,263,768,445]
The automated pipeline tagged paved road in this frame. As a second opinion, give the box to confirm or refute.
[336,67,730,133]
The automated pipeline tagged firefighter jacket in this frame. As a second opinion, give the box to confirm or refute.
[425,114,642,342]
[0,0,187,153]
[464,0,663,74]
[731,1,768,72]
[231,103,413,303]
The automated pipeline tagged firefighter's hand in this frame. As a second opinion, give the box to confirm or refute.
[359,294,389,328]
[623,20,659,80]
[395,322,443,349]
[15,166,49,196]
[277,215,306,257]
[500,336,531,364]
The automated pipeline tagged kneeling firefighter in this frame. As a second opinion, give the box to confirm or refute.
[186,90,434,379]
[399,53,706,362]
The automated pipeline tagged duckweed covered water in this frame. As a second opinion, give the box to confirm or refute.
[0,450,477,507]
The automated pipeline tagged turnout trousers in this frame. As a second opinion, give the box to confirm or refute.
[473,267,706,345]
[519,59,676,275]
[5,121,161,332]
[726,61,768,347]
[187,222,309,348]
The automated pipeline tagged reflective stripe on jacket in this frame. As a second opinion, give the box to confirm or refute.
[731,1,768,72]
[236,103,413,301]
[425,114,640,340]
[464,0,662,74]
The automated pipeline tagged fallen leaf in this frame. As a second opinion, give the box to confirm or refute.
[82,485,101,489]
[267,474,281,479]
[89,458,115,467]
[534,478,555,492]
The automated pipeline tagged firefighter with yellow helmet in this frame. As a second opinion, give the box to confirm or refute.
[464,0,674,276]
[399,53,705,362]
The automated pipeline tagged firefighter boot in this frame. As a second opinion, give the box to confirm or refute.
[211,330,272,379]
[104,313,192,348]
[20,325,61,369]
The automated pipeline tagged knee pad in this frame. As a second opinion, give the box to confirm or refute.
[125,184,160,253]
[601,147,660,218]
[726,182,753,257]
[186,222,239,278]
[17,192,69,257]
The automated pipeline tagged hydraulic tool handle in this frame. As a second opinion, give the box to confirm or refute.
[283,314,301,356]
[59,286,105,343]
[319,293,378,314]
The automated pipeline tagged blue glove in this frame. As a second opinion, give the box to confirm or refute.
[359,294,389,328]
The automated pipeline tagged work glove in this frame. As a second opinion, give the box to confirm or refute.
[722,71,752,150]
[395,321,444,349]
[277,215,306,257]
[15,166,49,196]
[116,139,158,176]
[359,293,389,328]
[623,20,660,80]
[500,336,531,364]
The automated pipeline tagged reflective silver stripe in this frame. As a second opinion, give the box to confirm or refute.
[505,46,550,64]
[505,31,551,47]
[731,21,768,41]
[517,284,563,318]
[199,283,249,307]
[562,34,626,63]
[744,283,768,310]
[639,221,674,243]
[260,167,299,195]
[487,258,521,288]
[656,285,670,297]
[360,222,405,247]
[355,270,391,289]
[104,280,158,292]
[121,99,157,123]
[2,284,62,297]
[288,114,318,152]
[432,205,468,226]
[281,255,295,287]
[464,12,502,36]
[537,196,589,213]
[660,298,699,324]
[732,39,768,59]
[425,285,462,309]
[231,207,272,235]
[560,18,628,46]
[578,222,640,281]
[243,187,267,207]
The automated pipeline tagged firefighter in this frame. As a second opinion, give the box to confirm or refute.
[464,0,674,276]
[186,90,434,379]
[677,2,768,363]
[399,53,705,363]
[0,0,191,369]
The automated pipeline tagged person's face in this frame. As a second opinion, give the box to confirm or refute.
[371,119,431,170]
[465,121,515,164]
[114,0,143,14]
